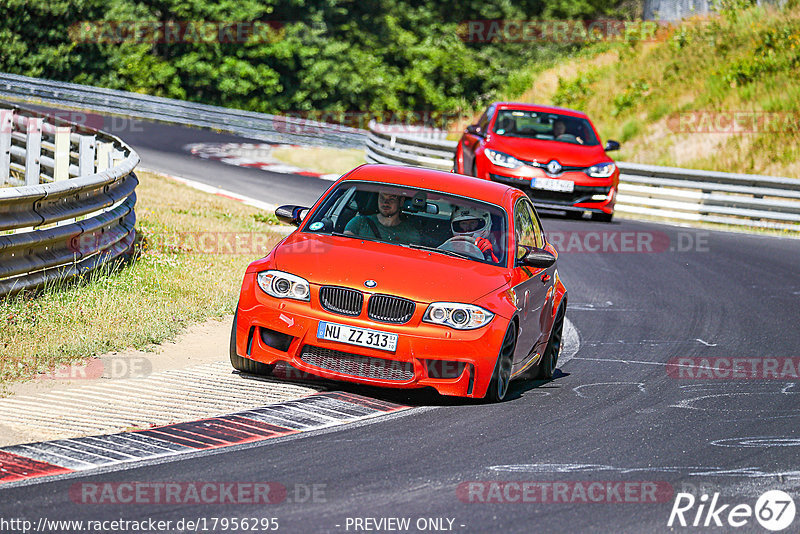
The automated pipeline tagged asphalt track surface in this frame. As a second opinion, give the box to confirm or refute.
[3,115,800,533]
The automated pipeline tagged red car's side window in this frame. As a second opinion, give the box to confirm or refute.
[477,106,495,134]
[514,199,545,257]
[524,201,546,249]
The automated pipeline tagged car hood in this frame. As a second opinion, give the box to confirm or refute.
[273,233,511,304]
[488,135,610,167]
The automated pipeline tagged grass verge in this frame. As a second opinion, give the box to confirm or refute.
[270,146,365,176]
[532,3,800,178]
[0,170,285,395]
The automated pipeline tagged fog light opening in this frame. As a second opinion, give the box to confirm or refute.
[425,360,466,379]
[259,327,294,352]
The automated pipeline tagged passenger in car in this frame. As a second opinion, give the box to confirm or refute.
[344,191,422,243]
[496,115,516,135]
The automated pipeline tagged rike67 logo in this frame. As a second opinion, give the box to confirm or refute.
[668,490,796,531]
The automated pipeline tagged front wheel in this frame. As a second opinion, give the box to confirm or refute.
[537,304,565,379]
[484,324,517,402]
[230,312,275,376]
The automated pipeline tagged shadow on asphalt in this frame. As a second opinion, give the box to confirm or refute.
[235,341,572,409]
[274,367,572,408]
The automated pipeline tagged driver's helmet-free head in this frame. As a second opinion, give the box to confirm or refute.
[451,206,492,240]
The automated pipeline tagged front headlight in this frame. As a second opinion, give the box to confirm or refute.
[423,302,494,330]
[257,270,310,301]
[586,162,616,178]
[485,149,523,169]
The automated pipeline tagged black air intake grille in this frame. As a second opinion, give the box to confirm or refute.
[300,345,413,382]
[319,286,363,316]
[367,294,415,324]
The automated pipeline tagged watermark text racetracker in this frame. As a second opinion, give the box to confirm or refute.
[87,230,710,256]
[547,230,709,254]
[272,110,465,135]
[70,481,326,505]
[29,357,152,381]
[69,21,284,44]
[667,357,800,380]
[0,110,143,135]
[667,111,800,134]
[457,481,673,503]
[74,231,287,256]
[460,20,663,43]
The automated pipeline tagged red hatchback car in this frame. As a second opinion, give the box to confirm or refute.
[455,102,620,221]
[231,164,567,402]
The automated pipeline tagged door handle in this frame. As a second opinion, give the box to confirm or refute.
[541,274,551,283]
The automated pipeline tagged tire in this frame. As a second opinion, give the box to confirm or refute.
[230,311,275,376]
[537,304,565,379]
[594,211,614,222]
[484,324,517,402]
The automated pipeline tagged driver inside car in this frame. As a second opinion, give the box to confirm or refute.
[449,206,498,263]
[344,191,422,243]
[552,119,581,144]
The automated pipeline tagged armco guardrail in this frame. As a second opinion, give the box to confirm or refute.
[0,105,139,296]
[0,72,365,149]
[365,121,800,231]
[366,121,454,172]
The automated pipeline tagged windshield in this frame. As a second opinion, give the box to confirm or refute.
[492,109,599,146]
[303,181,507,266]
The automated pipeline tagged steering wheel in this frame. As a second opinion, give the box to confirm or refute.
[438,236,484,259]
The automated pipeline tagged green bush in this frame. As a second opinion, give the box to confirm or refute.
[611,79,649,117]
[620,119,640,142]
[552,69,598,111]
[0,0,640,117]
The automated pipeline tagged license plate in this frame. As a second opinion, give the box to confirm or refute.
[317,322,398,352]
[533,177,574,192]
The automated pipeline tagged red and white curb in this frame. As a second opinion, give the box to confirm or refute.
[185,142,341,181]
[0,392,409,487]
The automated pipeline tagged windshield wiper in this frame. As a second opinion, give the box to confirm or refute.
[327,230,355,238]
[327,230,381,244]
[406,243,471,260]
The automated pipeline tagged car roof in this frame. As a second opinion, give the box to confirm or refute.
[491,101,590,120]
[342,164,517,206]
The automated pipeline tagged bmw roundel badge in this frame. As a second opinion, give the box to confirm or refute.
[364,280,377,288]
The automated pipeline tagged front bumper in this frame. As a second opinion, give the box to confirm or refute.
[486,167,616,214]
[235,278,508,399]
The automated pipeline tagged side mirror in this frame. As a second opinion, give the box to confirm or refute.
[517,246,556,268]
[466,124,483,137]
[275,205,309,226]
[604,139,620,152]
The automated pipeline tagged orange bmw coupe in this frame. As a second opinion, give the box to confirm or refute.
[231,165,567,402]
